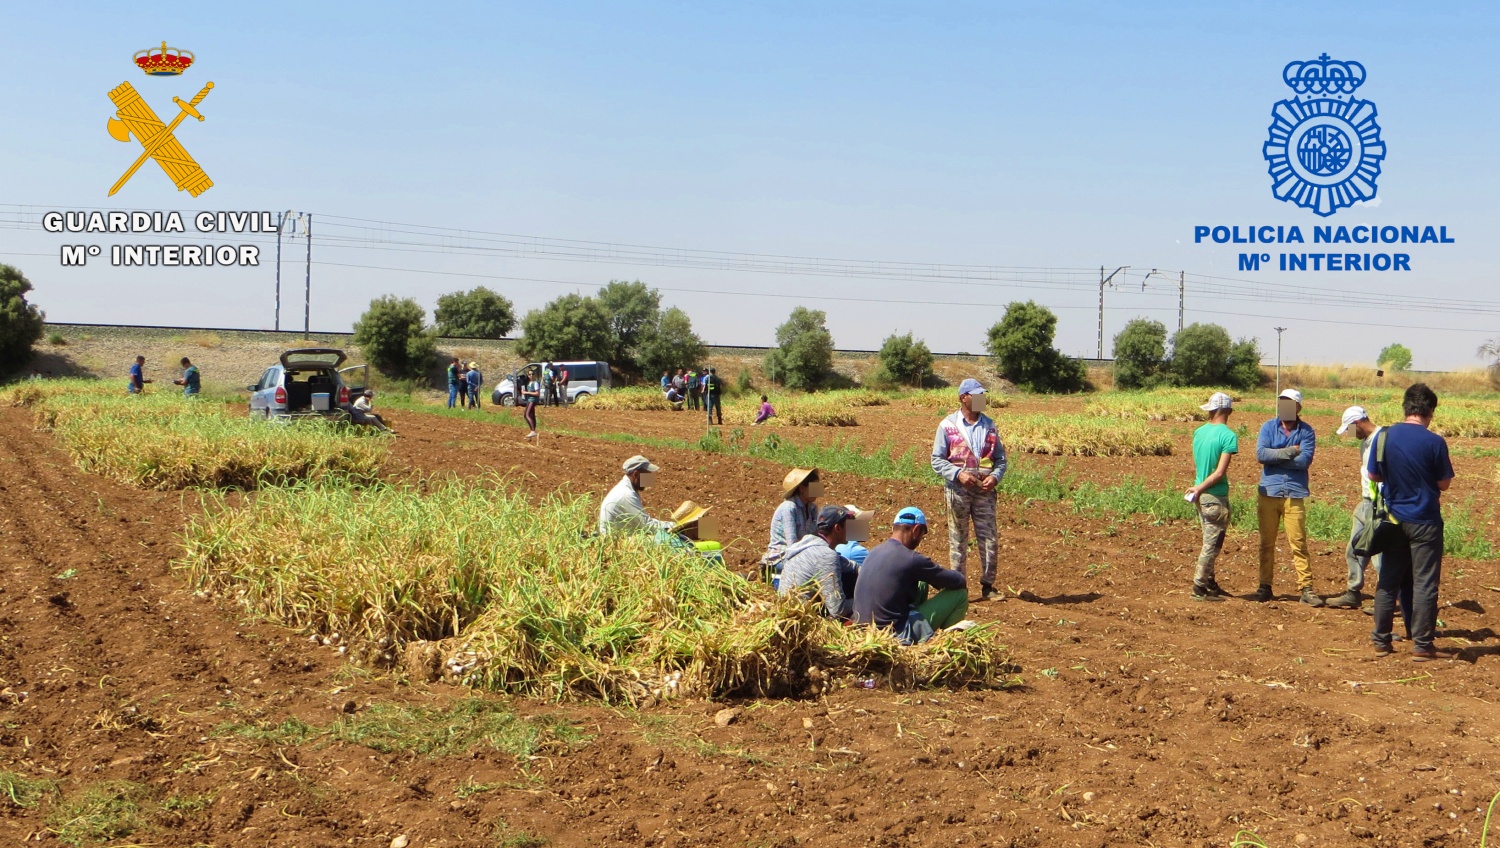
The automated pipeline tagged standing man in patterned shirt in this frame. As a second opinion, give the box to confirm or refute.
[931,378,1007,601]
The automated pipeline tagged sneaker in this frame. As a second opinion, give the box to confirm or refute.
[1192,582,1224,602]
[1205,579,1230,598]
[1372,643,1394,657]
[1253,584,1273,603]
[525,431,537,440]
[1300,588,1326,608]
[1326,590,1361,609]
[980,584,1003,602]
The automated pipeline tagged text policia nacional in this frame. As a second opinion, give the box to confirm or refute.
[44,210,278,268]
[1194,224,1457,273]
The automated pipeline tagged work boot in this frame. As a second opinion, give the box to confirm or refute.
[980,584,1003,602]
[1192,582,1224,602]
[1252,584,1273,603]
[1326,590,1362,609]
[1300,587,1326,607]
[1205,579,1230,598]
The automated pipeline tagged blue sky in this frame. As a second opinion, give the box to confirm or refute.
[3,1,1498,368]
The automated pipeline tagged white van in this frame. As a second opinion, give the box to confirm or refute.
[491,360,610,406]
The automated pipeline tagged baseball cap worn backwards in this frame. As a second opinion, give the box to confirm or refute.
[893,507,928,527]
[958,378,986,396]
[1337,405,1369,436]
[1200,392,1233,412]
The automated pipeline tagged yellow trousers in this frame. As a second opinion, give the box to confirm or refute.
[1257,493,1312,590]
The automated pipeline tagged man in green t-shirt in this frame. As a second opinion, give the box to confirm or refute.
[1185,392,1238,601]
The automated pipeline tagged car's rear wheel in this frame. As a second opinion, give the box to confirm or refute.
[571,392,591,405]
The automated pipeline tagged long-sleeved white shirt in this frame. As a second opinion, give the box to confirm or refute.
[598,476,671,536]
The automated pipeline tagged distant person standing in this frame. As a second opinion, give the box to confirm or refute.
[172,357,201,397]
[1184,392,1237,601]
[1255,388,1320,606]
[703,367,724,425]
[544,361,559,406]
[1367,383,1456,661]
[127,355,152,394]
[521,367,541,439]
[687,368,701,411]
[1328,406,1386,610]
[931,378,1007,601]
[557,364,570,405]
[446,357,463,408]
[465,361,483,409]
[672,369,687,399]
[660,370,671,390]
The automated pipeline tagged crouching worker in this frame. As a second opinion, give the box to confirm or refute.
[777,505,870,621]
[599,455,674,536]
[351,390,394,434]
[663,500,724,565]
[853,507,968,644]
[664,385,685,410]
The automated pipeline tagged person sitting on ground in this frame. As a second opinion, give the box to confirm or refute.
[599,455,674,536]
[753,395,776,425]
[351,389,394,433]
[853,507,969,644]
[760,468,823,581]
[777,505,868,621]
[664,385,685,410]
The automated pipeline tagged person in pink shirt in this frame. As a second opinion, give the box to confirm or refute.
[753,395,776,425]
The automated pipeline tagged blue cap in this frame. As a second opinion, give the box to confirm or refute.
[893,507,927,526]
[958,378,985,396]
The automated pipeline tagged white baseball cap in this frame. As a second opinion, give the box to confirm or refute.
[1200,392,1233,412]
[1278,388,1303,404]
[1336,405,1369,435]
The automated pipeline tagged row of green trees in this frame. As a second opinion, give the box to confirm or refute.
[1111,318,1263,390]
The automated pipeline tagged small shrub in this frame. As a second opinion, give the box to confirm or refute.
[48,332,66,346]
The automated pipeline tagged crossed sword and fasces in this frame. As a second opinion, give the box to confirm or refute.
[106,80,214,196]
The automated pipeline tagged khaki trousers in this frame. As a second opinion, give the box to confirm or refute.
[1257,493,1312,590]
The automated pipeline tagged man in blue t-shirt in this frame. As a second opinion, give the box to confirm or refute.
[127,355,152,394]
[852,507,968,644]
[1365,383,1455,661]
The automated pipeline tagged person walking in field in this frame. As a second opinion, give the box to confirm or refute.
[521,367,541,439]
[760,467,823,582]
[852,507,970,644]
[1255,388,1321,606]
[446,357,463,408]
[1184,392,1237,601]
[1367,383,1456,661]
[777,504,869,620]
[599,455,674,536]
[931,378,1007,601]
[1327,406,1389,611]
[127,355,152,394]
[173,357,201,397]
[703,367,724,425]
[465,361,483,409]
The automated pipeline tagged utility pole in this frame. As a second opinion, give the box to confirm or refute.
[1097,265,1130,359]
[1178,270,1185,333]
[303,214,313,336]
[274,212,283,332]
[1274,326,1288,395]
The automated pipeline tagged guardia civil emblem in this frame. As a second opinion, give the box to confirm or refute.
[1262,53,1385,217]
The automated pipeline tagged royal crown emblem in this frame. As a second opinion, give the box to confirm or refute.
[1262,53,1386,217]
[134,41,195,76]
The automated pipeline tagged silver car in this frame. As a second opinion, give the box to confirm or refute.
[247,348,369,419]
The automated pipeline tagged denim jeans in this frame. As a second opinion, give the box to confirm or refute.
[447,383,460,408]
[1373,521,1442,652]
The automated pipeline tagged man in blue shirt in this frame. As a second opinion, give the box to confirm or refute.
[446,357,462,408]
[1366,383,1456,661]
[852,507,968,644]
[1255,388,1320,605]
[172,357,201,396]
[126,355,152,394]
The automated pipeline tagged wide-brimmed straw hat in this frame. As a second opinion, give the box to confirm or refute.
[670,500,711,528]
[781,467,819,497]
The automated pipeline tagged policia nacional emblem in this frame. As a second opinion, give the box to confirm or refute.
[1263,54,1385,217]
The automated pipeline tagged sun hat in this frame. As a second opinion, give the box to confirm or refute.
[1278,388,1303,404]
[622,455,659,474]
[958,378,986,396]
[670,500,711,527]
[893,506,928,527]
[1336,405,1369,435]
[781,467,819,497]
[468,361,478,369]
[1200,391,1233,412]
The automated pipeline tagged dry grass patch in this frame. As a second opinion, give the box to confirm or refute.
[1004,414,1172,457]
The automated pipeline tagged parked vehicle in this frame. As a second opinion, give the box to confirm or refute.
[491,360,610,407]
[247,348,369,420]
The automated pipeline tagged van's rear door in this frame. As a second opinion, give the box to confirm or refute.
[339,364,369,395]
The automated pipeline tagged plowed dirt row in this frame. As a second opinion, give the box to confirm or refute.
[3,403,1500,847]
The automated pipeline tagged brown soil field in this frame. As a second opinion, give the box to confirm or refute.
[4,394,1500,847]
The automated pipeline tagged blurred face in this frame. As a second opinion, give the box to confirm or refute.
[636,470,657,489]
[963,393,987,414]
